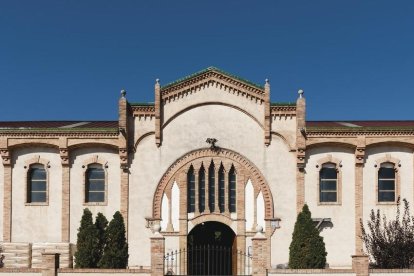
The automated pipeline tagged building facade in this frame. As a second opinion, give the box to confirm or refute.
[0,67,412,272]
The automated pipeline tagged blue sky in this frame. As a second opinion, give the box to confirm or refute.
[1,1,413,121]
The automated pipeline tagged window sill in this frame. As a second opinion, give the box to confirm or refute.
[25,202,49,206]
[83,202,107,206]
[318,202,341,206]
[376,201,398,205]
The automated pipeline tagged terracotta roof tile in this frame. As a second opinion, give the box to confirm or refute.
[0,121,118,129]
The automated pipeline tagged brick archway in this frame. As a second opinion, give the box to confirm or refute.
[152,147,274,220]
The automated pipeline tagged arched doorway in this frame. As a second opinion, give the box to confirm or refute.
[187,221,236,275]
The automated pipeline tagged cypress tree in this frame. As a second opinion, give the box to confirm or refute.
[74,208,100,268]
[289,204,327,268]
[95,212,108,265]
[98,211,129,268]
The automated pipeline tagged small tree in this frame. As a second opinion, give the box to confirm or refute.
[98,211,129,268]
[74,208,100,268]
[361,198,414,268]
[289,204,327,268]
[95,212,108,265]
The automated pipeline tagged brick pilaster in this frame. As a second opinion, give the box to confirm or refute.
[60,145,70,243]
[1,147,12,242]
[264,79,271,146]
[295,90,306,213]
[41,253,59,276]
[154,79,162,147]
[352,255,369,276]
[252,231,267,276]
[151,231,165,276]
[355,137,365,254]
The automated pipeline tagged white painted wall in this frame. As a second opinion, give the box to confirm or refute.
[0,160,4,241]
[12,147,62,242]
[162,84,265,130]
[362,146,414,240]
[69,147,121,243]
[305,146,356,268]
[265,137,297,267]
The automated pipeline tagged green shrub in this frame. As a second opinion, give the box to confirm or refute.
[289,204,327,268]
[361,198,414,268]
[74,209,100,268]
[95,212,108,265]
[98,211,129,268]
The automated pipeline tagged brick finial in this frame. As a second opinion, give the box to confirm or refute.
[155,79,162,147]
[296,89,306,213]
[264,79,271,146]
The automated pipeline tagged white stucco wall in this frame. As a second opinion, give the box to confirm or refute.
[162,84,265,129]
[305,146,356,268]
[0,160,4,241]
[12,147,62,242]
[129,104,268,267]
[266,136,297,267]
[362,146,414,233]
[69,147,121,243]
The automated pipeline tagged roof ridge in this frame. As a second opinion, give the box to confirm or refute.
[160,66,264,90]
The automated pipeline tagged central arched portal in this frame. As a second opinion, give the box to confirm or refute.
[188,221,236,275]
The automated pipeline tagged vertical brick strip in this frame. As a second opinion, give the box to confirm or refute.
[120,169,129,236]
[178,171,188,275]
[252,232,267,276]
[61,165,70,242]
[355,139,365,255]
[352,255,369,276]
[155,80,162,147]
[3,163,12,242]
[41,253,59,276]
[295,91,306,213]
[264,80,271,146]
[151,234,165,276]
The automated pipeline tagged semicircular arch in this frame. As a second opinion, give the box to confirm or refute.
[162,102,264,130]
[152,147,274,220]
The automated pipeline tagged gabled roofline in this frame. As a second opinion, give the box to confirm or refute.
[161,66,264,90]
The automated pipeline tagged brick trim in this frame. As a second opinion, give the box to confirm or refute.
[152,148,274,220]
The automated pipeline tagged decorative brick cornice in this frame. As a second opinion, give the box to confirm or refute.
[307,129,414,137]
[160,71,265,104]
[131,105,155,117]
[270,105,297,117]
[0,132,118,138]
[152,148,274,220]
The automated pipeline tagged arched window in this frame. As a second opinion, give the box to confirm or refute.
[228,166,236,212]
[378,162,395,202]
[187,166,195,213]
[208,162,215,212]
[27,164,47,203]
[218,165,225,213]
[198,165,205,213]
[85,164,105,203]
[319,163,337,203]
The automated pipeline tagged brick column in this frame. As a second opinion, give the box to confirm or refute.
[355,140,365,255]
[352,255,369,276]
[252,228,267,276]
[41,253,59,276]
[295,90,306,213]
[120,168,129,236]
[151,226,165,276]
[264,79,271,146]
[1,147,12,242]
[60,147,70,243]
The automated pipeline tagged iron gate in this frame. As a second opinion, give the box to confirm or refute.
[164,245,252,275]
